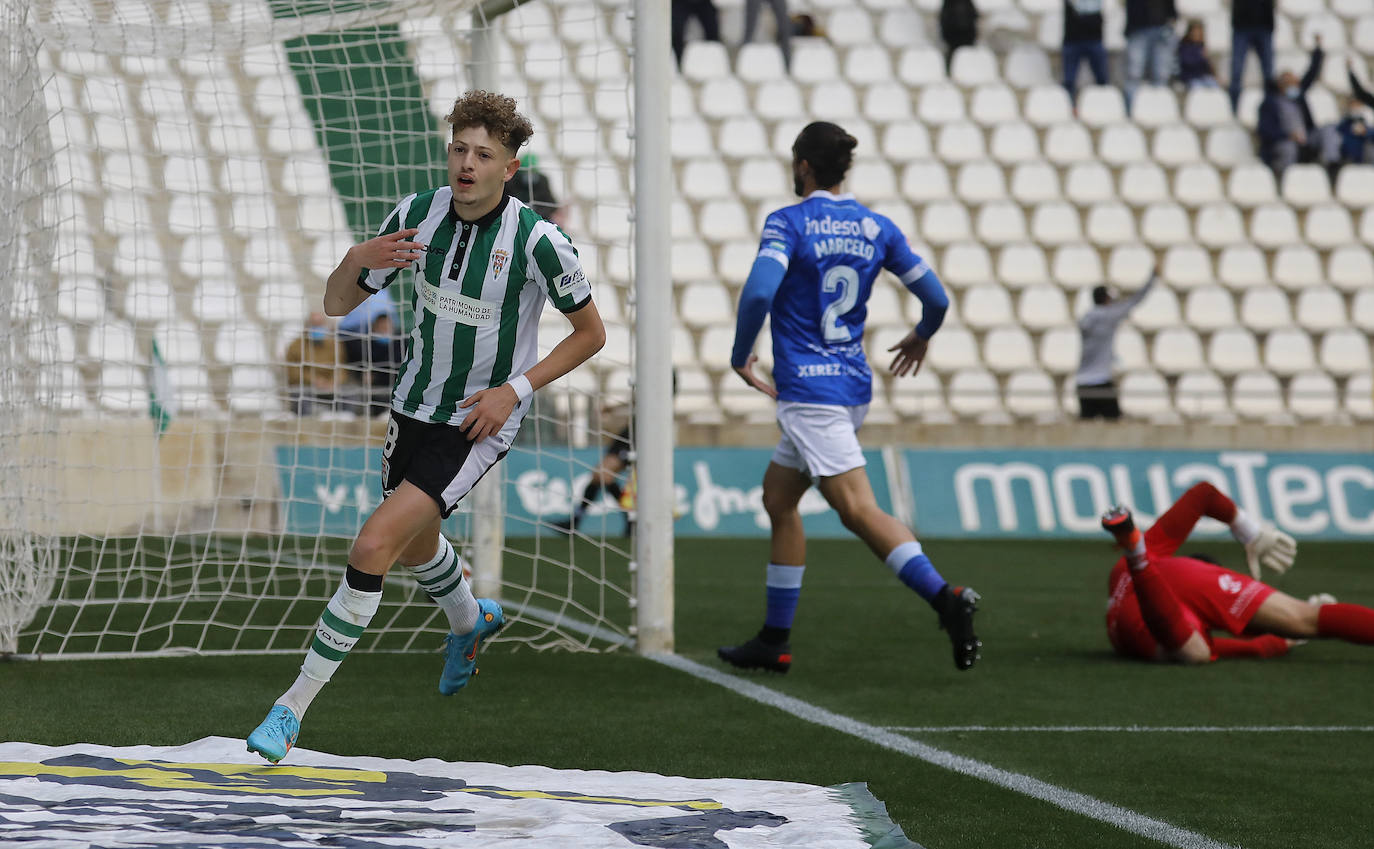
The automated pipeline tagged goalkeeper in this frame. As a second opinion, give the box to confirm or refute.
[246,91,605,763]
[1101,482,1374,663]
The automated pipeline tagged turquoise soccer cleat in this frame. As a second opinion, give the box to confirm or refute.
[246,705,300,764]
[439,599,505,695]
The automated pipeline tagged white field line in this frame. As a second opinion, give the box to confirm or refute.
[887,725,1374,733]
[650,652,1243,849]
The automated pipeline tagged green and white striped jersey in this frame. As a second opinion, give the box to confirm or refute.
[360,188,593,425]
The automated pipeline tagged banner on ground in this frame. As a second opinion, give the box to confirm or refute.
[276,445,1374,540]
[0,737,918,849]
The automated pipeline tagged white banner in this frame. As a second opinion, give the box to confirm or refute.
[0,736,918,848]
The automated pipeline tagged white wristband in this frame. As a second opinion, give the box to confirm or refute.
[507,374,533,402]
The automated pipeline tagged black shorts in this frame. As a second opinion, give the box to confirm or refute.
[1077,381,1122,420]
[381,412,509,518]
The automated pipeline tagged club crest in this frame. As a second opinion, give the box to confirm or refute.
[491,248,509,277]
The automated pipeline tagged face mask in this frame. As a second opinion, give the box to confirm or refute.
[1285,86,1300,98]
[309,326,327,343]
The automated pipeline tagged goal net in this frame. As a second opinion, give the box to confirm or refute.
[2,0,642,658]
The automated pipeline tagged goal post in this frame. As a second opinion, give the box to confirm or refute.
[0,0,674,659]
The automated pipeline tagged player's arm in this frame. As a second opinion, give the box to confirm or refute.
[731,256,786,398]
[324,228,426,316]
[459,298,605,442]
[886,246,949,377]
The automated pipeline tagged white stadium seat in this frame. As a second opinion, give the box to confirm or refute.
[863,81,915,123]
[809,80,860,119]
[1347,373,1374,422]
[1031,202,1084,246]
[1078,85,1126,127]
[1045,121,1096,164]
[697,199,751,243]
[1320,327,1373,374]
[918,84,967,124]
[1141,202,1193,246]
[961,284,1016,329]
[1130,86,1179,126]
[1227,162,1280,207]
[881,120,933,161]
[1336,163,1374,205]
[1085,201,1137,245]
[956,162,1008,202]
[927,326,982,373]
[673,240,717,285]
[975,201,1028,244]
[1172,162,1224,207]
[697,77,751,120]
[735,43,787,83]
[1305,204,1356,248]
[1288,371,1341,421]
[1107,244,1156,287]
[829,9,878,46]
[1051,243,1103,287]
[1195,202,1247,248]
[1097,123,1149,165]
[1281,163,1332,207]
[998,243,1052,288]
[1249,203,1301,248]
[920,200,973,244]
[1009,162,1061,202]
[1004,46,1054,88]
[790,41,840,84]
[1151,326,1206,373]
[1131,285,1183,331]
[1162,244,1214,290]
[1209,327,1262,375]
[1175,370,1232,421]
[1329,245,1374,292]
[947,368,1008,421]
[1263,327,1318,376]
[1064,161,1116,204]
[970,84,1019,126]
[982,325,1037,373]
[1272,244,1323,291]
[1039,325,1082,376]
[1183,86,1233,127]
[1239,286,1294,332]
[897,47,946,86]
[935,122,987,163]
[1206,126,1259,166]
[1232,370,1288,422]
[1018,284,1071,329]
[737,157,788,200]
[679,281,735,330]
[900,160,951,203]
[753,79,804,122]
[1120,163,1170,206]
[1004,369,1061,420]
[1119,370,1176,421]
[951,46,1000,87]
[848,159,900,201]
[98,364,151,413]
[877,9,930,48]
[1217,245,1269,290]
[1184,286,1238,331]
[1150,124,1203,166]
[1023,85,1074,126]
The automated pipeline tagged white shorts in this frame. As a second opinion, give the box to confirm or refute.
[770,401,869,479]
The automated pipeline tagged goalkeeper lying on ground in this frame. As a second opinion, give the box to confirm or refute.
[1100,483,1374,663]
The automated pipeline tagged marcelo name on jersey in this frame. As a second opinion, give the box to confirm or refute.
[804,215,878,262]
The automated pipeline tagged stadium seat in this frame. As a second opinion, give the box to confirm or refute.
[672,365,717,421]
[920,200,973,244]
[1271,244,1323,291]
[97,364,152,413]
[808,80,860,119]
[1050,243,1102,286]
[713,116,770,161]
[1208,327,1262,375]
[1263,327,1318,376]
[1235,88,1265,129]
[1171,162,1224,207]
[890,369,953,423]
[1335,163,1374,206]
[1107,244,1156,287]
[1151,326,1206,373]
[1130,285,1182,333]
[1301,13,1348,51]
[1356,18,1374,53]
[679,281,734,330]
[970,84,1019,126]
[863,81,914,123]
[897,46,947,86]
[1003,45,1054,88]
[918,84,968,125]
[1045,122,1095,164]
[1150,124,1203,167]
[1085,202,1137,245]
[1004,369,1060,420]
[1039,325,1081,376]
[1347,372,1374,421]
[669,117,712,159]
[1195,202,1247,247]
[926,326,982,373]
[983,325,1037,373]
[830,9,878,47]
[753,79,804,122]
[948,368,1009,422]
[1362,208,1374,244]
[1063,162,1115,204]
[1281,163,1332,206]
[1305,204,1356,248]
[1162,244,1214,290]
[1182,86,1233,128]
[1206,126,1259,166]
[1288,371,1341,421]
[1175,369,1233,421]
[1017,284,1071,329]
[950,46,1000,88]
[88,320,140,363]
[1232,370,1288,422]
[1078,85,1126,127]
[998,243,1052,288]
[867,282,907,328]
[1319,327,1372,374]
[215,321,271,366]
[736,43,788,83]
[1119,370,1177,421]
[672,239,716,285]
[1130,86,1179,127]
[1329,244,1374,292]
[1216,245,1268,290]
[1009,161,1061,202]
[1031,202,1084,245]
[1119,162,1170,206]
[168,365,218,414]
[121,277,175,324]
[1226,162,1280,208]
[960,284,1016,329]
[1023,85,1074,127]
[1097,123,1149,165]
[873,201,918,238]
[880,120,933,161]
[696,199,751,244]
[848,159,900,200]
[876,9,930,48]
[900,160,951,202]
[935,122,987,163]
[227,366,282,413]
[1140,202,1193,246]
[737,157,788,200]
[256,281,308,328]
[1249,203,1301,248]
[697,77,751,121]
[1239,286,1294,332]
[790,41,840,84]
[1183,286,1237,331]
[975,201,1028,244]
[956,162,1008,202]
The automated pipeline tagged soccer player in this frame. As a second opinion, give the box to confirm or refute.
[246,91,606,762]
[551,424,632,536]
[1101,483,1374,663]
[717,121,981,674]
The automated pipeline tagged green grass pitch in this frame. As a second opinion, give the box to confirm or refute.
[5,537,1371,848]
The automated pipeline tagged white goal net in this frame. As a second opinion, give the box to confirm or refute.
[2,0,643,658]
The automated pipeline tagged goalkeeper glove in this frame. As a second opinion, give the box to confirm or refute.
[1244,523,1297,580]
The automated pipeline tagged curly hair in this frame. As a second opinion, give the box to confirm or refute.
[444,90,533,153]
[792,121,857,188]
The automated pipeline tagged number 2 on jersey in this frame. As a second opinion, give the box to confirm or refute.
[820,264,861,343]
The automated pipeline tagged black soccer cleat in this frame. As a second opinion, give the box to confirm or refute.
[1100,504,1136,539]
[717,636,792,673]
[937,585,982,671]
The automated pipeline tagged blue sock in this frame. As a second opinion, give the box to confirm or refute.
[885,542,946,604]
[763,563,805,631]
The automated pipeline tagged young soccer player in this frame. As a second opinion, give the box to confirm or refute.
[1102,483,1374,663]
[246,91,606,762]
[718,121,981,674]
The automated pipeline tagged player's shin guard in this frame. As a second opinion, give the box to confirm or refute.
[1317,603,1374,644]
[405,535,479,636]
[761,563,804,644]
[280,566,382,719]
[885,541,946,605]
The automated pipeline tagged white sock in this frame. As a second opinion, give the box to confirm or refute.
[1230,510,1261,546]
[405,535,480,635]
[282,578,381,719]
[1123,533,1149,572]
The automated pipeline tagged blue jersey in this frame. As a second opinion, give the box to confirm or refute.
[732,191,948,406]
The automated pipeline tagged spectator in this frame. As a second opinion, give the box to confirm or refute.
[1076,270,1157,420]
[671,0,721,72]
[507,154,566,229]
[1062,0,1108,103]
[1256,40,1340,180]
[1229,0,1275,112]
[1337,95,1373,166]
[283,311,345,415]
[939,0,979,75]
[742,0,792,72]
[1123,0,1177,113]
[1176,18,1219,88]
[342,311,404,416]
